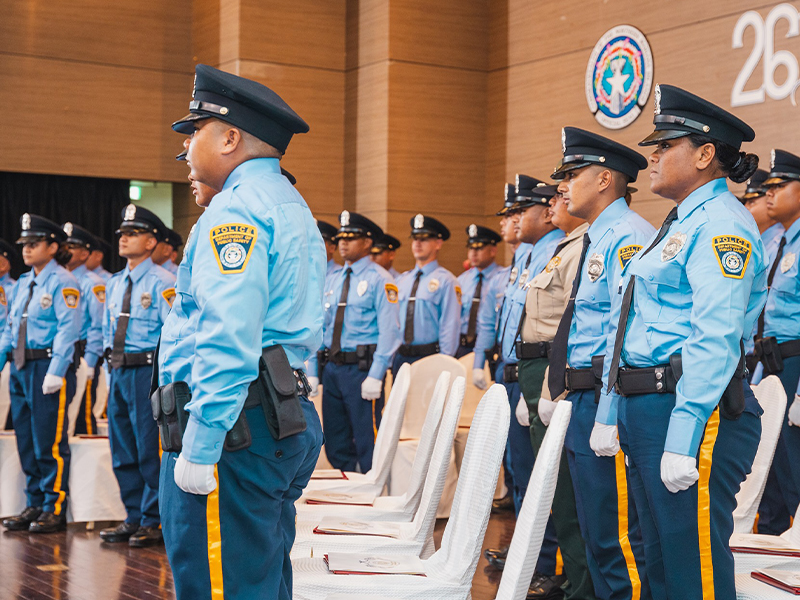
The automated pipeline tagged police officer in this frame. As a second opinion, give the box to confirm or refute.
[592,84,766,600]
[371,233,402,278]
[152,228,183,275]
[392,214,461,375]
[310,211,401,472]
[456,225,502,358]
[62,223,106,436]
[99,204,175,547]
[547,128,654,600]
[751,150,800,535]
[0,214,81,533]
[0,239,17,327]
[318,219,343,282]
[159,64,324,600]
[86,238,113,283]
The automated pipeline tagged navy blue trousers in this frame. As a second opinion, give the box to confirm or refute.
[566,390,649,600]
[321,363,383,472]
[391,353,422,378]
[9,359,74,515]
[757,355,800,534]
[73,361,101,435]
[160,399,323,600]
[108,365,160,527]
[618,386,761,600]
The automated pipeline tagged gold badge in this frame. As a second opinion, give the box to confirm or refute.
[141,292,152,309]
[455,285,462,304]
[508,266,518,285]
[40,293,53,309]
[781,252,796,273]
[62,288,80,309]
[161,288,176,307]
[587,253,604,282]
[661,232,687,262]
[428,278,440,293]
[92,285,106,303]
[545,256,561,273]
[385,283,399,304]
[357,280,368,297]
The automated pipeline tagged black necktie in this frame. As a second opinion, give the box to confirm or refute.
[465,272,483,345]
[547,233,592,398]
[110,277,133,369]
[13,280,36,370]
[404,270,423,344]
[757,236,786,340]
[607,206,679,392]
[330,267,352,356]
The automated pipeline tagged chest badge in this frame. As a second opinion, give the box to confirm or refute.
[661,232,686,262]
[545,256,561,273]
[357,280,368,297]
[587,253,604,282]
[40,293,53,309]
[508,267,518,285]
[141,292,152,309]
[518,269,530,288]
[781,252,796,273]
[428,278,440,293]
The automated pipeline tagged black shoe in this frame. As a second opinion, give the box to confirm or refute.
[28,511,66,534]
[2,506,42,531]
[100,522,140,543]
[129,526,163,548]
[487,554,506,570]
[527,574,567,599]
[484,545,509,570]
[491,494,514,514]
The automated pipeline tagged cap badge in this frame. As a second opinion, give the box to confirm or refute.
[63,222,73,237]
[587,253,605,282]
[191,73,197,99]
[414,214,425,229]
[340,210,350,227]
[561,128,567,154]
[124,204,137,221]
[771,149,776,170]
[469,224,478,238]
[22,214,31,230]
[357,280,368,297]
[661,232,687,262]
[654,84,661,115]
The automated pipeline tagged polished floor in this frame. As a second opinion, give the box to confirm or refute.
[0,510,515,599]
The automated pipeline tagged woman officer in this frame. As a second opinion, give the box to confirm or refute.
[590,84,767,599]
[0,214,81,533]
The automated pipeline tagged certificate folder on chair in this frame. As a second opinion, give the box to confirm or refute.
[730,533,800,557]
[323,553,425,576]
[751,569,800,594]
[303,491,376,506]
[313,517,400,538]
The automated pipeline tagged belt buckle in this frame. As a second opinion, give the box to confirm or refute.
[654,366,665,392]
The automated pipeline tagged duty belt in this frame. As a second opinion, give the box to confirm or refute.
[459,335,476,350]
[503,362,519,383]
[113,350,155,369]
[328,344,377,368]
[565,367,596,391]
[615,364,679,396]
[7,348,52,362]
[398,342,439,358]
[515,341,550,360]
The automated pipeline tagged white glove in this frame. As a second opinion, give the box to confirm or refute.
[660,451,699,493]
[42,374,63,395]
[361,376,383,400]
[538,398,557,427]
[472,368,487,390]
[174,455,217,495]
[85,366,95,381]
[308,376,320,397]
[589,422,620,457]
[789,395,800,427]
[515,397,530,427]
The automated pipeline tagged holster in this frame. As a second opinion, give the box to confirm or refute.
[754,336,784,375]
[485,344,500,382]
[73,340,87,367]
[356,344,376,372]
[719,346,747,421]
[591,355,604,403]
[150,382,192,453]
[249,345,307,440]
[317,347,329,374]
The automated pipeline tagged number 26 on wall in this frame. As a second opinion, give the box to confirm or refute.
[732,3,800,107]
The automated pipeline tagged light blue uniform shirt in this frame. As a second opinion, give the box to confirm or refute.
[103,258,175,353]
[162,260,179,275]
[0,273,17,326]
[597,179,768,457]
[388,266,401,279]
[457,262,500,336]
[93,266,112,283]
[745,222,785,353]
[762,217,800,343]
[72,264,106,370]
[158,158,326,464]
[568,198,655,369]
[314,254,401,379]
[327,258,343,282]
[396,260,461,356]
[0,260,81,377]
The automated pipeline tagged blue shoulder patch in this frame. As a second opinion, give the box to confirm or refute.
[712,235,751,279]
[209,223,257,274]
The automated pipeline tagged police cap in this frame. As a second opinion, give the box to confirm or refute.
[370,233,402,254]
[116,204,168,242]
[553,127,647,182]
[317,220,338,242]
[466,224,502,248]
[17,214,67,245]
[62,222,100,250]
[496,183,517,216]
[740,169,769,201]
[336,211,383,241]
[172,64,309,153]
[0,239,17,261]
[410,214,450,241]
[764,150,800,186]
[164,228,184,249]
[514,174,558,209]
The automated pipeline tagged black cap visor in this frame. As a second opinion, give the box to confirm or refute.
[764,173,800,186]
[638,127,693,146]
[16,232,50,245]
[551,160,594,180]
[171,112,212,135]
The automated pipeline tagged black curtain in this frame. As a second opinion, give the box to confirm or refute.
[0,171,129,278]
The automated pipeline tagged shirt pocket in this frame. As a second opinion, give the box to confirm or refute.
[643,259,690,324]
[529,269,558,322]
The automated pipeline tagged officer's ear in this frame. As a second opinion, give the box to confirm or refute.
[144,235,158,252]
[596,168,614,194]
[695,142,716,172]
[434,239,444,251]
[220,126,244,156]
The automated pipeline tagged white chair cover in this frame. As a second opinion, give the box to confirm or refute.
[495,401,571,600]
[297,371,452,522]
[292,378,466,559]
[733,503,800,573]
[0,433,26,518]
[733,376,787,533]
[399,355,465,439]
[457,352,491,428]
[0,363,10,430]
[303,364,411,495]
[291,384,510,600]
[735,572,800,599]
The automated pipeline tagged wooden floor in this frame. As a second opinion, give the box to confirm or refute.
[0,511,516,599]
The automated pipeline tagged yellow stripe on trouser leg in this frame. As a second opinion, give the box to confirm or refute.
[207,465,224,598]
[697,409,720,600]
[372,399,378,440]
[615,450,641,600]
[51,380,67,516]
[85,384,93,435]
[555,546,563,576]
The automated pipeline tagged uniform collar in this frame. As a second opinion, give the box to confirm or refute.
[784,216,800,244]
[676,178,729,222]
[72,264,88,278]
[532,228,563,250]
[33,259,58,285]
[124,257,154,282]
[588,197,627,244]
[763,222,784,240]
[222,158,281,191]
[479,262,498,276]
[415,260,439,276]
[0,272,12,283]
[346,254,373,275]
[563,221,590,243]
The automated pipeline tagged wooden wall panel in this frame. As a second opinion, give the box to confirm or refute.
[346,0,390,70]
[192,0,221,66]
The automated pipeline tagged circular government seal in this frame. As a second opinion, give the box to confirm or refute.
[723,251,744,275]
[585,25,653,130]
[220,243,246,270]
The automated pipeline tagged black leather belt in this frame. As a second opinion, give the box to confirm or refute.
[459,335,475,350]
[21,348,53,361]
[515,341,550,360]
[329,344,377,367]
[503,363,519,383]
[615,364,679,396]
[242,368,311,407]
[565,367,596,391]
[779,339,800,359]
[329,350,360,365]
[398,342,439,358]
[115,350,156,368]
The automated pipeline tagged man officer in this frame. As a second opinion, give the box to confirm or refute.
[371,233,402,278]
[311,211,400,472]
[152,228,183,275]
[0,239,17,326]
[318,220,343,282]
[392,215,461,375]
[87,238,113,282]
[99,205,175,547]
[456,225,502,358]
[158,64,324,600]
[62,223,106,435]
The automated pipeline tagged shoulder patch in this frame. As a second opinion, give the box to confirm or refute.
[209,223,257,274]
[385,283,399,304]
[161,288,176,307]
[0,286,5,307]
[712,235,752,279]
[62,288,80,309]
[92,285,106,303]
[618,244,643,270]
[455,285,462,305]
